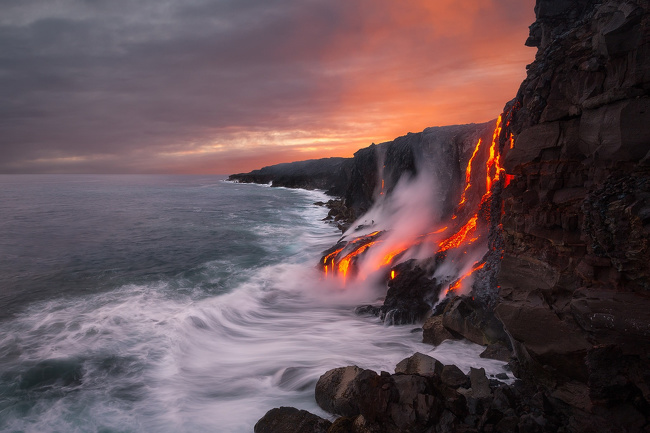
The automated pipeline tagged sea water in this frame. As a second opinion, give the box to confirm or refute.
[0,175,508,432]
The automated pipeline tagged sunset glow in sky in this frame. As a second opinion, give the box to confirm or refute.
[1,0,536,174]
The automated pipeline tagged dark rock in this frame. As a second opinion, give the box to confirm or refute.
[440,364,470,389]
[480,344,512,362]
[315,366,364,417]
[380,261,439,325]
[326,416,355,433]
[395,352,443,376]
[441,297,508,346]
[495,416,519,433]
[388,374,441,430]
[495,373,509,381]
[469,367,492,399]
[254,407,332,433]
[422,315,457,346]
[354,305,380,317]
[517,413,546,433]
[229,157,350,196]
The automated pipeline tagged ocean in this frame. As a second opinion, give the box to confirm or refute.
[0,175,507,432]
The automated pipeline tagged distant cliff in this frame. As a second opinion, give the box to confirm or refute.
[229,122,495,225]
[228,157,350,196]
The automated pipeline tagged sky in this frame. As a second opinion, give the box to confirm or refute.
[0,0,536,174]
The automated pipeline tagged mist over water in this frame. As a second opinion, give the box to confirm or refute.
[0,175,508,432]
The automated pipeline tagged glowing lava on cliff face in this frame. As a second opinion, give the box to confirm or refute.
[322,115,509,294]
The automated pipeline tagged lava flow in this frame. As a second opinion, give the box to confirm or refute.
[321,115,509,294]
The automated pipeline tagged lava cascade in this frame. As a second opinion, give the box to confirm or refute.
[322,115,509,293]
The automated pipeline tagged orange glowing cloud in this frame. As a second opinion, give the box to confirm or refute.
[0,0,537,174]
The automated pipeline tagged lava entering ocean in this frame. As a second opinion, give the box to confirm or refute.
[321,115,510,299]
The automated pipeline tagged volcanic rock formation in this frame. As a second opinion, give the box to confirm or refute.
[244,0,650,431]
[493,0,650,428]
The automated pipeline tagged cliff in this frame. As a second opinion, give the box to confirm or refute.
[229,122,495,226]
[250,1,650,431]
[228,157,350,196]
[494,0,650,429]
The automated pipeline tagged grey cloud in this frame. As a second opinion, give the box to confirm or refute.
[0,0,536,173]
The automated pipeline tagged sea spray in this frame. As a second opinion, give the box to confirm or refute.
[0,175,509,433]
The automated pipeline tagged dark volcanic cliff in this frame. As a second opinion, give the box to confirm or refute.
[229,122,495,225]
[494,0,650,429]
[249,1,650,431]
[228,157,350,196]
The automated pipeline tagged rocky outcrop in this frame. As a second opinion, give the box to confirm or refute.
[260,354,581,433]
[230,122,495,227]
[493,0,650,429]
[342,123,494,220]
[254,407,332,433]
[228,157,350,196]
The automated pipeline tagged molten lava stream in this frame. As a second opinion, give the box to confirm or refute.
[437,215,478,253]
[444,261,486,298]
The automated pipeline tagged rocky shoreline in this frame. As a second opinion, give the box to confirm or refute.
[254,351,570,433]
[237,0,650,431]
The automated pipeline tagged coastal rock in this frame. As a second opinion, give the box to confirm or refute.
[441,297,508,346]
[496,0,650,429]
[394,352,443,376]
[253,407,331,433]
[469,367,492,399]
[422,315,456,346]
[228,157,350,196]
[380,261,439,325]
[480,344,512,362]
[314,366,365,416]
[440,365,469,389]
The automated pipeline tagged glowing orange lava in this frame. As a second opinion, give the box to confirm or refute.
[438,215,478,253]
[321,113,512,287]
[458,138,482,206]
[448,261,486,292]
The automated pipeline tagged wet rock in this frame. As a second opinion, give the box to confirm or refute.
[395,352,443,376]
[440,364,470,389]
[354,305,380,317]
[315,366,364,416]
[326,416,355,433]
[254,407,332,433]
[495,416,519,433]
[422,315,457,346]
[441,297,508,346]
[480,344,512,362]
[380,261,439,325]
[469,367,492,399]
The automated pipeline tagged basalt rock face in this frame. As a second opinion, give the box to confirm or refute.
[495,0,650,429]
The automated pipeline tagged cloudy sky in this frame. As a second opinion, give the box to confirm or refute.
[1,0,536,174]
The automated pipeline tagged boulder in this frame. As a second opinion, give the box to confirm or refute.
[440,365,470,389]
[469,367,492,399]
[314,366,364,416]
[380,261,439,325]
[422,315,456,346]
[480,344,512,362]
[441,297,508,346]
[254,407,331,433]
[395,352,443,376]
